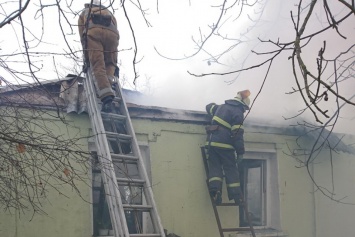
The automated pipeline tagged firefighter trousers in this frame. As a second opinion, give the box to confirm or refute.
[207,147,241,200]
[86,27,119,100]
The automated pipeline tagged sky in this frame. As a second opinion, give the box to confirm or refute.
[0,0,354,134]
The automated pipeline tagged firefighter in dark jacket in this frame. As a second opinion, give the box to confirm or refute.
[205,90,251,205]
[78,0,119,112]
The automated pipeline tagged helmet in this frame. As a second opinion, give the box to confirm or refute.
[233,90,251,110]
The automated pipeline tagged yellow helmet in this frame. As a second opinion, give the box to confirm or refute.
[233,90,251,110]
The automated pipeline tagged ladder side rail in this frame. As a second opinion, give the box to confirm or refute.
[85,71,130,237]
[96,133,127,236]
[240,189,256,237]
[115,81,166,237]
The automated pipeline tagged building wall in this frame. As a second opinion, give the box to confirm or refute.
[1,109,354,237]
[0,112,92,237]
[312,136,355,237]
[131,118,319,237]
[276,137,316,237]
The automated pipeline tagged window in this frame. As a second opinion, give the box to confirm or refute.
[90,142,152,236]
[238,149,281,231]
[239,159,266,227]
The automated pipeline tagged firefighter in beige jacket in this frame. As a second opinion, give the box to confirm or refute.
[78,0,119,110]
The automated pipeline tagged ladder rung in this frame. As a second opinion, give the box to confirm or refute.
[130,234,163,237]
[101,112,126,121]
[117,177,145,186]
[113,96,121,102]
[106,131,132,140]
[111,153,139,163]
[123,204,152,211]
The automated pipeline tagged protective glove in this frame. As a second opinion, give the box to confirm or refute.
[236,154,243,164]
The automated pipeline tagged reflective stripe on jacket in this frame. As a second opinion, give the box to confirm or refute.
[205,100,245,154]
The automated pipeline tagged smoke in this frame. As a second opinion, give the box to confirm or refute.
[126,1,355,134]
[1,1,353,133]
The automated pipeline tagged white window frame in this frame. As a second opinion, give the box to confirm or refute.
[240,159,267,227]
[242,148,281,231]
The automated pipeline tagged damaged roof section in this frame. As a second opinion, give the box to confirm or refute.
[0,74,87,114]
[0,74,153,115]
[0,74,145,114]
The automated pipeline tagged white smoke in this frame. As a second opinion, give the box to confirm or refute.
[123,1,355,134]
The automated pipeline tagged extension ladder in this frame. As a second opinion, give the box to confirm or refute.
[84,68,166,237]
[200,147,256,237]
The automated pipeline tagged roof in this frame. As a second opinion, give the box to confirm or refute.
[0,74,144,114]
[1,74,354,154]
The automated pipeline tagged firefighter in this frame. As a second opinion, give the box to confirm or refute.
[78,0,119,112]
[205,90,251,205]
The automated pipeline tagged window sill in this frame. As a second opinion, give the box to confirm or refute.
[228,228,287,237]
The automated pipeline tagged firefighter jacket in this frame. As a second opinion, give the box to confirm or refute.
[205,100,245,155]
[78,4,119,46]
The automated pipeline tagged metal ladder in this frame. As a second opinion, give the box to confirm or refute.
[84,68,166,237]
[200,147,256,237]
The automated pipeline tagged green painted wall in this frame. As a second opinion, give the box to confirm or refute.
[131,119,319,237]
[0,111,93,237]
[1,109,353,237]
[312,141,355,237]
[133,119,219,236]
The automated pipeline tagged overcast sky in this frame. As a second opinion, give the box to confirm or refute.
[1,0,354,133]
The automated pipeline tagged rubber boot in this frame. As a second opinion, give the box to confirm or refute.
[101,95,114,113]
[210,191,222,205]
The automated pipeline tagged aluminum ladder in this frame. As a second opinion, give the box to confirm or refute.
[200,147,256,237]
[84,68,166,237]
